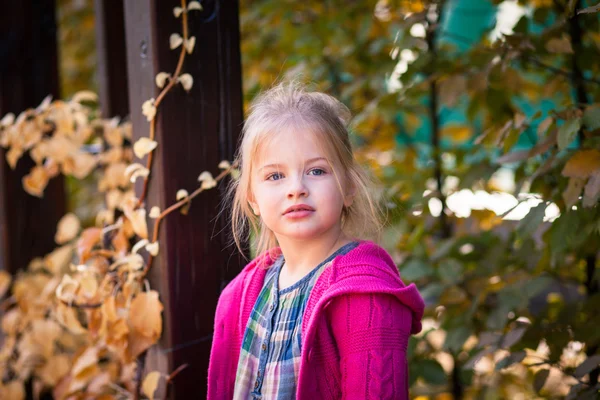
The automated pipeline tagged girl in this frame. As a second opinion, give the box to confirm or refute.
[208,81,424,400]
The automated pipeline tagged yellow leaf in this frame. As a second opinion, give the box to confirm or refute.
[546,36,574,54]
[170,33,183,50]
[561,149,600,178]
[55,213,81,244]
[441,124,473,142]
[133,137,158,159]
[142,371,162,400]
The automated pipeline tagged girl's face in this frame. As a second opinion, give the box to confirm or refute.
[249,127,354,243]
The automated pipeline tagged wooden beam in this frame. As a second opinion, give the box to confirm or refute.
[94,0,130,119]
[0,0,66,274]
[123,0,246,397]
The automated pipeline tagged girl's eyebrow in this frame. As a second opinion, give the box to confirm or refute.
[259,157,329,171]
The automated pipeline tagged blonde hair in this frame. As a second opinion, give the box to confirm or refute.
[222,80,386,266]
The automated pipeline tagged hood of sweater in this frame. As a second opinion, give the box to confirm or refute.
[239,240,424,339]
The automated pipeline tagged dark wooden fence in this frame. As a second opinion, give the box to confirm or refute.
[1,0,247,397]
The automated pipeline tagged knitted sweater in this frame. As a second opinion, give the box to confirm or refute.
[207,240,425,399]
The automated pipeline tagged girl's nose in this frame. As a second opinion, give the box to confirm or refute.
[287,175,308,198]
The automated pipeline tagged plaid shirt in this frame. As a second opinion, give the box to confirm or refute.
[233,241,359,400]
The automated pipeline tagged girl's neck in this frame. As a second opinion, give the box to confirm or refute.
[275,228,354,279]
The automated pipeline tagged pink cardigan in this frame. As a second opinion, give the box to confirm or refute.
[207,240,425,399]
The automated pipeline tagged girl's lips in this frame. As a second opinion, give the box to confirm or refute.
[284,210,314,219]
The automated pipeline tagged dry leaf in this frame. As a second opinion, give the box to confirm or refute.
[55,213,81,244]
[130,291,163,339]
[155,72,170,89]
[38,354,70,386]
[0,381,25,400]
[123,207,148,239]
[44,244,74,275]
[142,371,161,400]
[55,275,79,302]
[170,33,183,49]
[77,227,102,263]
[133,137,158,159]
[0,270,12,298]
[55,303,87,334]
[218,160,231,169]
[71,346,98,377]
[72,90,98,103]
[146,242,159,256]
[185,36,196,54]
[128,291,163,359]
[178,73,193,92]
[1,112,15,127]
[142,98,156,122]
[125,163,150,183]
[176,189,189,201]
[23,165,49,197]
[149,206,161,218]
[198,171,217,189]
[188,1,203,10]
[68,152,98,179]
[132,239,149,255]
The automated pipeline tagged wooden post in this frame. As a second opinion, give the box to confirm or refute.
[0,0,66,274]
[122,0,246,397]
[94,0,130,119]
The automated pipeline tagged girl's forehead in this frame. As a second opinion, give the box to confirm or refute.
[254,127,330,163]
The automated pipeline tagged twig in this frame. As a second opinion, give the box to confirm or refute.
[137,0,191,208]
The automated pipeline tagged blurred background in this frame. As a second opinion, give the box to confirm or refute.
[2,0,600,398]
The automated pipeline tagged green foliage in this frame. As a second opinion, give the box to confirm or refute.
[240,0,600,397]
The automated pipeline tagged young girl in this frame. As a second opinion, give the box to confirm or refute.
[207,81,424,400]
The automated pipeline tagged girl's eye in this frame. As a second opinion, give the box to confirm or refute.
[266,168,326,181]
[266,172,283,181]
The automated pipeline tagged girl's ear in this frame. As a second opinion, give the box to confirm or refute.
[250,202,260,216]
[344,183,356,208]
